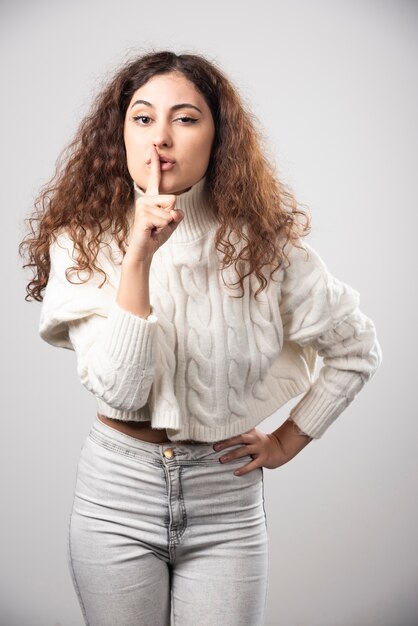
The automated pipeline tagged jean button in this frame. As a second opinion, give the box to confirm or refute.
[163,448,174,459]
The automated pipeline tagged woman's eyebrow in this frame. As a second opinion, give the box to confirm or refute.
[130,99,202,114]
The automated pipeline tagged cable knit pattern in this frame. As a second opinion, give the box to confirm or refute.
[38,175,382,441]
[182,255,215,418]
[222,274,252,416]
[146,250,181,430]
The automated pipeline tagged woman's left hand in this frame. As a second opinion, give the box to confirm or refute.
[213,427,288,476]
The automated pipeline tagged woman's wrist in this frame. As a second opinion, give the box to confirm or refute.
[116,257,152,319]
[287,417,313,439]
[270,417,313,461]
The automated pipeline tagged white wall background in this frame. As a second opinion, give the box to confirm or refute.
[2,0,417,624]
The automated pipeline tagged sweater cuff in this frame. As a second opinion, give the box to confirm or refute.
[100,299,158,366]
[288,369,365,439]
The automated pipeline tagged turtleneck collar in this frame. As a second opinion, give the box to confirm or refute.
[133,175,217,244]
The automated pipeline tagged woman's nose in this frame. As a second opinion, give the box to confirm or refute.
[152,123,172,148]
[152,138,171,149]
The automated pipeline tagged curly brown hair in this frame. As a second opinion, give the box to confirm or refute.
[19,48,311,302]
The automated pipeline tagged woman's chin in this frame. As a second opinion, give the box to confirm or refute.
[135,173,192,196]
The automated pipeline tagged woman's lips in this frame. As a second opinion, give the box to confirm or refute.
[160,161,175,171]
[146,161,175,171]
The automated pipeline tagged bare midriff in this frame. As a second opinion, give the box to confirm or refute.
[97,413,208,445]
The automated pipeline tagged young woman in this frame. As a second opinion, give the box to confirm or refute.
[20,50,382,626]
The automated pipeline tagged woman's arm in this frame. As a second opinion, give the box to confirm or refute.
[67,299,158,413]
[39,231,159,413]
[276,240,383,442]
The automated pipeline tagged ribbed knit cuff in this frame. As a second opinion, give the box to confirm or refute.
[99,299,158,367]
[289,369,365,439]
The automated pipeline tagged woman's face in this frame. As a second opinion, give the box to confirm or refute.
[123,71,216,195]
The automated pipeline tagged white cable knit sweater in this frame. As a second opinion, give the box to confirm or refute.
[38,175,382,442]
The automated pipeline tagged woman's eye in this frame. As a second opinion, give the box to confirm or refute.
[132,115,151,125]
[177,116,198,124]
[132,115,197,125]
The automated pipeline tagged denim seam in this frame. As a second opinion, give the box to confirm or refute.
[174,464,187,542]
[161,462,177,566]
[260,467,268,531]
[161,464,171,529]
[67,513,91,626]
[260,467,270,617]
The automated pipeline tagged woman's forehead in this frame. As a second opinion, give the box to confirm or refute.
[129,73,205,108]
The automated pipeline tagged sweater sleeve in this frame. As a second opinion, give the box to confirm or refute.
[39,230,159,412]
[279,240,383,439]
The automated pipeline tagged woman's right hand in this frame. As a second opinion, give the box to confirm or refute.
[124,145,184,263]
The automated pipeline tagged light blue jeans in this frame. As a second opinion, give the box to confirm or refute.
[67,416,269,625]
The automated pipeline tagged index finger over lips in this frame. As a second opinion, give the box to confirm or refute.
[145,144,161,196]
